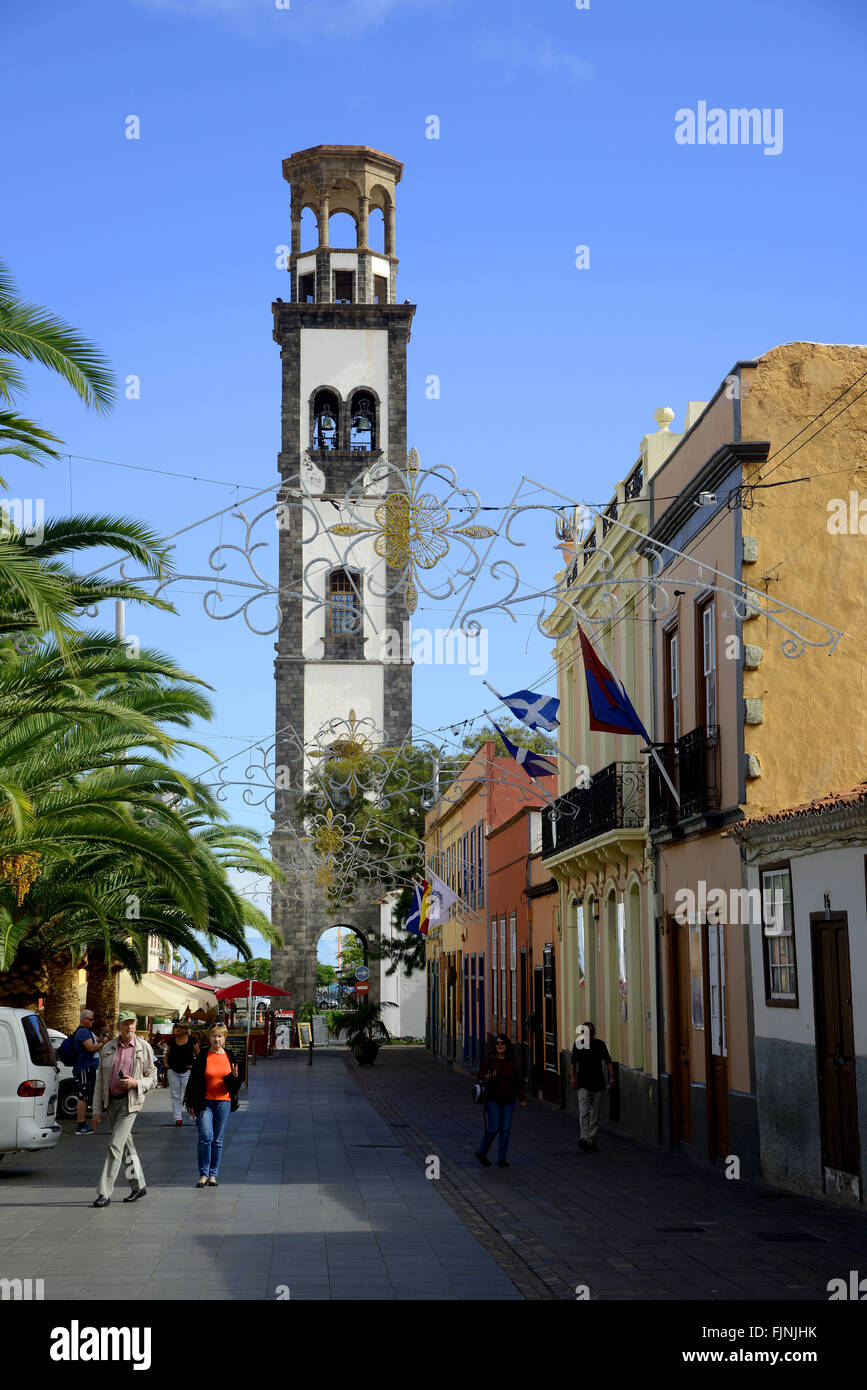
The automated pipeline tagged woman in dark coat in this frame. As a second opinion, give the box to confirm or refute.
[183,1024,241,1187]
[475,1034,526,1168]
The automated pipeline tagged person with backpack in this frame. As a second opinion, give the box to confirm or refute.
[59,1009,107,1136]
[475,1034,526,1168]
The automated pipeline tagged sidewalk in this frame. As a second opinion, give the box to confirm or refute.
[0,1050,519,1301]
[349,1047,867,1301]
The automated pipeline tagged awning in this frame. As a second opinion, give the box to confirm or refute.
[78,971,217,1018]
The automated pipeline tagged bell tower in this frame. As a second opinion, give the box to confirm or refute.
[270,146,415,1004]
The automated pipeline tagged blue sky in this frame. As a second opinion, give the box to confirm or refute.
[3,0,866,960]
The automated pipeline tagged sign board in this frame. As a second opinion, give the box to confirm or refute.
[275,1020,293,1051]
[312,1015,329,1047]
[355,965,370,982]
[297,1021,312,1047]
[223,1034,250,1087]
[355,982,370,996]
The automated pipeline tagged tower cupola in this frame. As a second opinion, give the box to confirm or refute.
[283,144,403,306]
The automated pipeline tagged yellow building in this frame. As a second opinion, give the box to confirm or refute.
[647,342,867,1170]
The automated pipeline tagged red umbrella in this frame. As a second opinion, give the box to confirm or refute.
[215,980,294,1075]
[214,979,293,999]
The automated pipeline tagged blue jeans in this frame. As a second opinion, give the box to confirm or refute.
[197,1100,230,1178]
[477,1101,516,1161]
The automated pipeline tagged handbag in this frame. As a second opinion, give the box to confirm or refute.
[471,1081,486,1105]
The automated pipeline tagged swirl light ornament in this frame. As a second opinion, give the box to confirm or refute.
[328,448,497,614]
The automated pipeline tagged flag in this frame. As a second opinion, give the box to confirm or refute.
[578,626,651,743]
[427,869,458,924]
[493,686,560,732]
[405,880,432,936]
[491,720,557,780]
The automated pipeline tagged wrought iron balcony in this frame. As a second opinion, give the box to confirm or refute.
[602,501,618,537]
[678,723,720,818]
[541,761,645,858]
[582,531,597,566]
[624,463,644,502]
[648,725,721,830]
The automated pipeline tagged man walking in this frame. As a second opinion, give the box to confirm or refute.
[71,1009,106,1136]
[570,1021,614,1153]
[91,1011,156,1208]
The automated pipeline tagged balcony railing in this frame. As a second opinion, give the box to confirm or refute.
[541,761,645,858]
[602,501,618,537]
[649,724,721,830]
[624,462,644,502]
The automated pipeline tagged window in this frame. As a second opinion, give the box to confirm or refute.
[699,599,717,726]
[469,826,476,910]
[299,272,315,302]
[491,918,498,1019]
[22,1013,54,1068]
[576,902,585,983]
[617,900,627,999]
[689,922,704,1029]
[463,833,469,901]
[313,390,339,451]
[499,916,507,1029]
[333,270,354,303]
[476,822,484,909]
[349,392,376,451]
[510,912,517,1024]
[668,629,680,743]
[328,569,361,636]
[373,274,388,304]
[762,867,797,1003]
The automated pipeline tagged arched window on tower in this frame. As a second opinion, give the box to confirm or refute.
[349,392,376,451]
[313,390,339,451]
[328,568,362,636]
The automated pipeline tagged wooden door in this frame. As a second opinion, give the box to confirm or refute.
[812,915,860,1176]
[673,921,693,1144]
[532,966,544,1094]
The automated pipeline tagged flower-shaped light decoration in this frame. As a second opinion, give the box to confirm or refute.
[329,448,497,614]
[310,709,377,799]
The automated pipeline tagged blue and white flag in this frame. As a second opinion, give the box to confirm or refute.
[491,721,557,780]
[485,683,560,732]
[427,869,459,923]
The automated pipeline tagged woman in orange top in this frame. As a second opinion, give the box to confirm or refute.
[183,1025,240,1187]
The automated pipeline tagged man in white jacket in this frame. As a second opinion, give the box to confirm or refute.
[91,1011,156,1208]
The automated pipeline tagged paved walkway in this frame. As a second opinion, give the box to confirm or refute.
[2,1046,864,1301]
[0,1049,518,1301]
[350,1049,867,1301]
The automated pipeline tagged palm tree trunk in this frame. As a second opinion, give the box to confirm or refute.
[0,949,49,1009]
[42,950,82,1034]
[85,951,119,1035]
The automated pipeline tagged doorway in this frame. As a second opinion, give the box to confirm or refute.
[811,913,860,1185]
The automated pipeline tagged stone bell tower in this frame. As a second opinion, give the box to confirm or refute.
[270,146,415,1004]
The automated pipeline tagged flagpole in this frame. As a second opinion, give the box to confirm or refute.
[483,680,587,781]
[482,708,560,812]
[642,743,680,807]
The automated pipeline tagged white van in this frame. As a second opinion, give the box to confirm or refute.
[0,1008,62,1159]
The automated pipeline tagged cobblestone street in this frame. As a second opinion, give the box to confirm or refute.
[1,1046,865,1302]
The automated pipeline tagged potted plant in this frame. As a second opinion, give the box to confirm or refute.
[332,998,394,1066]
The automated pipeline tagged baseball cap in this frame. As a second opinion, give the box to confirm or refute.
[117,1011,137,1024]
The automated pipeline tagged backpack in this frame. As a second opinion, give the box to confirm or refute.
[57,1032,78,1066]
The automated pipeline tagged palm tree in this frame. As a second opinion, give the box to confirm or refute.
[331,998,395,1066]
[0,515,174,651]
[0,257,115,483]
